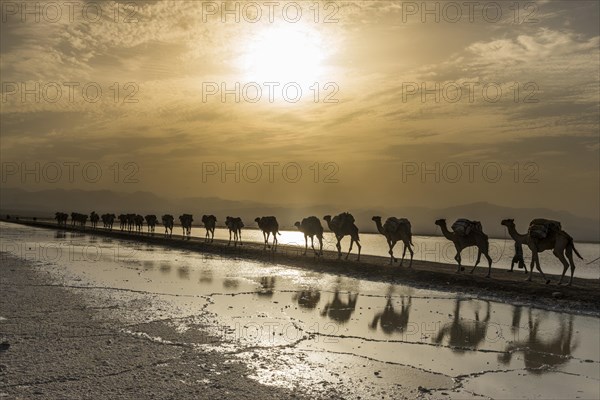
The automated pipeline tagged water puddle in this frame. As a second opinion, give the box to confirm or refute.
[1,222,599,398]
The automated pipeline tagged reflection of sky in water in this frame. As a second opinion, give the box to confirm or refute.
[1,222,598,399]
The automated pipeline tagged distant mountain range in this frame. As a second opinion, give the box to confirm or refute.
[1,187,598,242]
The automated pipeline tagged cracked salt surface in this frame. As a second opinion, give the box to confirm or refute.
[2,222,599,399]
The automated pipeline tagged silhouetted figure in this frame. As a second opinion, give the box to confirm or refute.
[225,216,244,246]
[372,216,414,266]
[435,219,493,277]
[255,216,280,250]
[323,213,361,261]
[294,216,324,256]
[201,215,217,243]
[179,214,193,239]
[145,215,158,235]
[90,211,99,229]
[161,214,174,237]
[510,242,527,272]
[501,218,582,285]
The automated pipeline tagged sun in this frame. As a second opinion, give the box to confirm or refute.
[239,24,327,85]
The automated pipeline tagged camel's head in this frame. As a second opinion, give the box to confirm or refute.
[323,215,332,222]
[254,217,261,223]
[501,218,514,227]
[371,216,381,222]
[434,218,446,226]
[294,221,301,229]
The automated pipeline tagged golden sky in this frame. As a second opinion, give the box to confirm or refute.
[1,1,599,218]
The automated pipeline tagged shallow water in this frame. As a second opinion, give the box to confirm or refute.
[1,222,599,399]
[27,220,600,279]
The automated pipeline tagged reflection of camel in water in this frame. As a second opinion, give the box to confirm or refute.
[499,309,577,373]
[320,291,358,323]
[257,277,276,297]
[223,278,239,289]
[177,266,190,280]
[434,299,491,352]
[293,289,321,309]
[369,296,412,334]
[199,270,213,283]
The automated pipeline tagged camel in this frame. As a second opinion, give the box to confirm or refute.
[134,214,144,233]
[179,214,193,239]
[434,299,491,352]
[369,296,412,335]
[118,214,127,231]
[101,213,115,230]
[501,219,582,285]
[70,212,87,228]
[55,212,68,226]
[90,211,99,229]
[434,219,493,277]
[498,309,576,373]
[255,216,280,250]
[320,290,358,323]
[201,215,217,243]
[225,216,244,246]
[126,214,136,232]
[372,216,414,266]
[294,216,324,256]
[161,214,174,237]
[145,215,157,235]
[323,213,361,261]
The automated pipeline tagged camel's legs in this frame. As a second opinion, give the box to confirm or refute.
[335,236,342,259]
[530,252,550,283]
[346,238,354,260]
[238,229,243,246]
[555,248,570,285]
[388,239,397,265]
[318,236,323,256]
[401,243,407,267]
[263,232,269,249]
[565,246,576,286]
[484,252,493,278]
[454,245,463,273]
[272,231,278,250]
[304,235,308,256]
[228,230,232,246]
[311,236,319,256]
[355,238,361,261]
[406,241,414,268]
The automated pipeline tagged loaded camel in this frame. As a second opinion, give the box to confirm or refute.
[294,216,324,256]
[145,215,158,235]
[201,215,217,243]
[323,213,361,261]
[179,214,193,239]
[434,219,493,277]
[372,216,414,267]
[255,216,280,250]
[501,219,582,285]
[90,211,99,229]
[225,216,244,246]
[161,214,174,237]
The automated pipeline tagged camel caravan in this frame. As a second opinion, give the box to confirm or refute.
[51,210,584,285]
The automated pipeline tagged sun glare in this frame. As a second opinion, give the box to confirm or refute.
[239,24,326,85]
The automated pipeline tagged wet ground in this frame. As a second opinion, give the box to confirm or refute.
[1,223,599,399]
